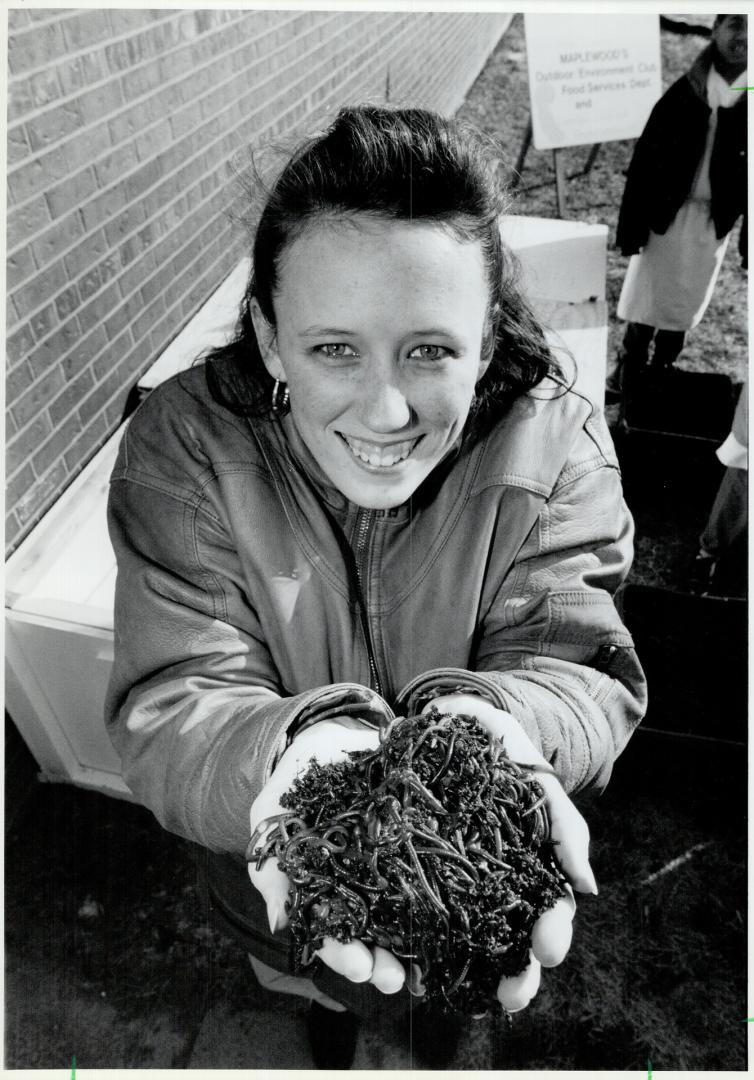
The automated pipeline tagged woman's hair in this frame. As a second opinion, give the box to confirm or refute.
[205,105,565,438]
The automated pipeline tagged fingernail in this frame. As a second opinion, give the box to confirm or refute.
[268,899,286,934]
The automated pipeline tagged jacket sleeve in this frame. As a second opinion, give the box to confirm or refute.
[105,429,388,857]
[398,449,647,796]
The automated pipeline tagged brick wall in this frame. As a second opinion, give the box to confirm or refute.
[6,8,510,554]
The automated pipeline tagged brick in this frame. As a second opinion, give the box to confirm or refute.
[7,124,31,169]
[48,367,95,427]
[6,360,34,404]
[29,304,57,343]
[139,264,168,306]
[7,79,34,121]
[77,283,121,336]
[6,321,36,364]
[58,51,106,95]
[133,121,173,167]
[61,10,113,51]
[8,10,30,30]
[63,121,112,173]
[10,366,65,429]
[29,68,63,109]
[78,372,119,427]
[123,157,163,203]
[7,146,69,204]
[77,265,102,303]
[6,247,37,292]
[120,58,163,101]
[103,203,148,248]
[107,9,157,35]
[26,102,85,154]
[126,20,178,65]
[6,464,35,510]
[6,512,22,554]
[92,327,133,381]
[55,285,81,322]
[96,252,122,288]
[168,103,199,142]
[117,336,156,385]
[108,100,157,144]
[46,168,98,220]
[116,246,157,296]
[104,294,142,341]
[31,212,85,268]
[15,461,69,527]
[27,318,82,380]
[64,325,108,378]
[76,79,124,125]
[7,413,54,476]
[132,295,166,344]
[64,230,109,279]
[32,411,84,477]
[8,23,67,75]
[92,328,131,382]
[106,396,127,429]
[6,196,51,250]
[64,414,109,473]
[94,144,139,189]
[103,38,131,75]
[80,181,129,232]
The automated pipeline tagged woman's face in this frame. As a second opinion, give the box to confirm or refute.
[252,215,490,509]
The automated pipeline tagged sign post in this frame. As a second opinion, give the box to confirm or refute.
[522,14,662,214]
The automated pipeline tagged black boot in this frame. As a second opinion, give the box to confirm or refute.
[306,1000,360,1069]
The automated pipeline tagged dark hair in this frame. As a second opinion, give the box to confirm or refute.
[205,105,565,439]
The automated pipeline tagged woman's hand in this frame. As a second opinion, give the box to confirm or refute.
[427,694,597,1013]
[248,719,407,995]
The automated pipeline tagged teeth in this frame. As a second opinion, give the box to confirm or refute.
[342,435,419,468]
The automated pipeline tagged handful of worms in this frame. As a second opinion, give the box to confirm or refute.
[249,709,567,1016]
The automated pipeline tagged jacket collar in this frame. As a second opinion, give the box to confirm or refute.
[687,44,714,103]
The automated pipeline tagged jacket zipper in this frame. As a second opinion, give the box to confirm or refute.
[353,508,383,697]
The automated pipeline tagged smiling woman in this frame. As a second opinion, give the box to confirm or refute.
[105,105,647,1069]
[250,217,489,509]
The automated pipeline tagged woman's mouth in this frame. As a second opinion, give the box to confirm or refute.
[339,433,422,468]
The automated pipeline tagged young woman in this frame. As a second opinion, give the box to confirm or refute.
[106,106,646,1069]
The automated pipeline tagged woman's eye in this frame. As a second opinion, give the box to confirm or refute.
[316,343,357,359]
[408,344,451,361]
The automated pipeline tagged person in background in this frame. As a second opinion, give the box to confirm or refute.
[608,13,747,398]
[106,106,646,1070]
[693,377,748,596]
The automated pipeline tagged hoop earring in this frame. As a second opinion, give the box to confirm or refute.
[270,379,290,416]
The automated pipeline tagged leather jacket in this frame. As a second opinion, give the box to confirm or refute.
[616,45,747,261]
[106,358,647,857]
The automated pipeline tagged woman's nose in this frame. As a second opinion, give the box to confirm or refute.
[359,369,413,432]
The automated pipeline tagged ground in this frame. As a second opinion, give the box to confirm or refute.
[5,14,748,1072]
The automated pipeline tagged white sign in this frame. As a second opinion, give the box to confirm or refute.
[524,14,662,151]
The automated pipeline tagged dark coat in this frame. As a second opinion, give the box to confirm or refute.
[616,46,747,265]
